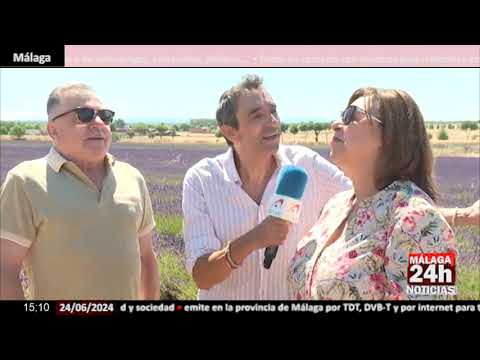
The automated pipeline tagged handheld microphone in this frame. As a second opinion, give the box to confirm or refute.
[264,165,308,269]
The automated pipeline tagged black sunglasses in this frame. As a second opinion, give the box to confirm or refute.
[50,107,115,124]
[341,105,382,126]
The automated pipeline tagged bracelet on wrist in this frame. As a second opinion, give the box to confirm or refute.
[225,241,241,269]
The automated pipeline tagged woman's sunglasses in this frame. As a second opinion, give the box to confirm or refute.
[341,105,383,126]
[50,107,115,125]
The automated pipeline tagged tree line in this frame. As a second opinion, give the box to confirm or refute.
[2,119,479,141]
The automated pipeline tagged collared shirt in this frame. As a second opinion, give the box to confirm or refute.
[182,145,352,300]
[0,147,155,300]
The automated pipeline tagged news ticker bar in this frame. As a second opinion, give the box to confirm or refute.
[2,45,479,67]
[4,301,479,318]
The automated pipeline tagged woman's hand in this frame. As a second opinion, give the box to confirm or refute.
[463,200,480,226]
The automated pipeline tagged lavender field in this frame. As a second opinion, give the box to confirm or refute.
[1,140,479,299]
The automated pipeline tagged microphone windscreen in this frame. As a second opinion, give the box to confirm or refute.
[275,165,308,199]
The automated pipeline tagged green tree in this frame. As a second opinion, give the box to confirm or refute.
[0,121,15,135]
[0,124,9,135]
[290,124,299,143]
[9,124,26,139]
[437,128,449,140]
[215,129,223,143]
[190,118,217,128]
[460,121,479,140]
[113,119,126,129]
[298,123,308,142]
[280,123,289,143]
[155,124,169,142]
[111,132,121,143]
[299,123,309,142]
[147,130,157,139]
[461,121,478,131]
[156,124,169,133]
[179,123,191,132]
[110,123,117,132]
[133,123,149,135]
[312,122,325,143]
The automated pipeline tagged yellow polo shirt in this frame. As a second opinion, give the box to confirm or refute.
[0,147,156,300]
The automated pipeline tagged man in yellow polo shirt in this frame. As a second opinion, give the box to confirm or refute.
[0,83,160,300]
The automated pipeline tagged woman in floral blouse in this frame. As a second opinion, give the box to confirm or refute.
[287,87,457,300]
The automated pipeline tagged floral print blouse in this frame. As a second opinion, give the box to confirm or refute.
[287,180,456,300]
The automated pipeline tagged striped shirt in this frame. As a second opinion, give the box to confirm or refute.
[182,145,352,300]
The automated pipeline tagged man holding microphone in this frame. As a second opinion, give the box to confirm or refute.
[182,75,351,300]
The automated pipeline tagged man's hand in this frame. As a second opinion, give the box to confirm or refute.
[0,238,28,300]
[192,216,292,290]
[251,216,291,250]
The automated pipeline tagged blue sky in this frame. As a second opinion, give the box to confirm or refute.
[1,68,478,123]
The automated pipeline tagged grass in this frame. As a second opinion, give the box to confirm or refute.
[431,142,480,157]
[157,250,197,300]
[156,214,183,236]
[455,229,480,300]
[155,213,195,300]
[456,266,480,300]
[146,176,183,186]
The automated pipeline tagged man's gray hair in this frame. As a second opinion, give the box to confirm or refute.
[46,83,95,121]
[215,74,264,146]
